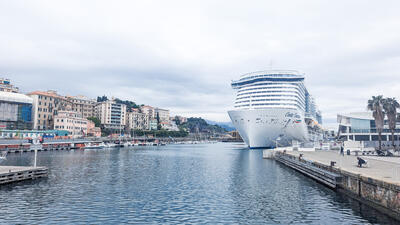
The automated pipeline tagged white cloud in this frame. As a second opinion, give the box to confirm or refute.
[1,0,400,125]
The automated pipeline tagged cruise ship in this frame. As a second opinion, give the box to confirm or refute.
[227,70,323,148]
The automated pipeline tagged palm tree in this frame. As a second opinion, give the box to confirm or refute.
[367,96,385,151]
[383,97,400,149]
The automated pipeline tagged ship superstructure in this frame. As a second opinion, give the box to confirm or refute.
[228,70,322,148]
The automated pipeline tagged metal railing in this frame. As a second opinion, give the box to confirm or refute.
[346,129,400,134]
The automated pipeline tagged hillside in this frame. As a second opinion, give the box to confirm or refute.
[205,120,235,132]
[180,117,227,134]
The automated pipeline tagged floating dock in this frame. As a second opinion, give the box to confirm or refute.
[267,150,400,221]
[0,166,48,185]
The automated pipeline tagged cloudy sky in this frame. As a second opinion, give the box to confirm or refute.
[1,1,400,127]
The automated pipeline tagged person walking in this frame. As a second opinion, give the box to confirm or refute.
[340,145,344,156]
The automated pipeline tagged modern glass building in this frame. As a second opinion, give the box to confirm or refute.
[0,92,33,130]
[337,112,400,144]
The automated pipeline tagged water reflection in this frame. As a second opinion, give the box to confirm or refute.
[0,143,396,224]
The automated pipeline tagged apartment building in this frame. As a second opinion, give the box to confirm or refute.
[95,99,126,130]
[155,108,170,123]
[28,90,72,130]
[141,105,155,119]
[126,109,149,130]
[54,110,88,138]
[67,95,97,118]
[0,78,19,93]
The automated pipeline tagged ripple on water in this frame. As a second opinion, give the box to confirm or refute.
[0,143,397,224]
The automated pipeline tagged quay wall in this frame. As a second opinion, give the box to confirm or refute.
[338,170,400,219]
[275,152,400,220]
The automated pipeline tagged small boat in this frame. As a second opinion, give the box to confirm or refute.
[85,143,105,149]
[106,143,118,148]
[0,151,7,162]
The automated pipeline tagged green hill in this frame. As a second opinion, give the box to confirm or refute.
[179,117,226,134]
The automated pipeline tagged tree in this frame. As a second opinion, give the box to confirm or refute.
[114,98,139,111]
[368,96,385,151]
[97,95,108,102]
[383,97,400,149]
[87,117,101,127]
[156,112,161,130]
[174,116,181,125]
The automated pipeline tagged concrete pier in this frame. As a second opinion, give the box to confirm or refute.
[0,166,48,185]
[271,150,400,220]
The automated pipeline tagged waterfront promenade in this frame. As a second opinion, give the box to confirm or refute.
[275,150,400,220]
[286,151,400,185]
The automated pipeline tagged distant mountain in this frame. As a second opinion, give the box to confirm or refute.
[205,120,235,132]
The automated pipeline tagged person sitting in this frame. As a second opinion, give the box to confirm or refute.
[357,157,366,168]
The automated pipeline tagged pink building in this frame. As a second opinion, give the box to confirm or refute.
[87,120,101,137]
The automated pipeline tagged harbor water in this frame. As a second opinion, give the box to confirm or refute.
[0,143,396,224]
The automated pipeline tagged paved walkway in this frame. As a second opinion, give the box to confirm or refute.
[286,150,400,185]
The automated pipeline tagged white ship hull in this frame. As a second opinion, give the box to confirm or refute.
[228,108,308,148]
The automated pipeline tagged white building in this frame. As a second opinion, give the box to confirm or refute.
[155,108,170,123]
[141,105,155,119]
[161,121,179,131]
[338,112,400,144]
[95,100,126,130]
[126,110,149,130]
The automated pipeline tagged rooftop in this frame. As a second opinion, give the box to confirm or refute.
[338,112,373,120]
[0,91,33,104]
[28,90,65,99]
